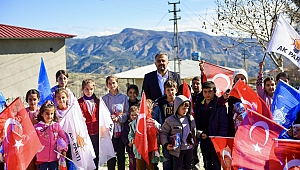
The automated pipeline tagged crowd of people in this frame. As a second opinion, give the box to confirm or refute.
[0,53,297,170]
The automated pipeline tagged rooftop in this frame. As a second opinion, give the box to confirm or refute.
[0,24,76,39]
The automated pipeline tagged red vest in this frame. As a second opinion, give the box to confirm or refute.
[78,97,99,135]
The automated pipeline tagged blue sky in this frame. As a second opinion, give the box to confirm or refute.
[0,0,216,38]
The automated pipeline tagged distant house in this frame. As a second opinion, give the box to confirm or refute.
[115,60,232,91]
[0,24,75,98]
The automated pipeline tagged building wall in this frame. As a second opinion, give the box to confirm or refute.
[0,38,67,98]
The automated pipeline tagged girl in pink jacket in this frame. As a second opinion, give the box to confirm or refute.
[34,100,68,170]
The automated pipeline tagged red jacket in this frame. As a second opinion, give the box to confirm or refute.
[78,97,99,135]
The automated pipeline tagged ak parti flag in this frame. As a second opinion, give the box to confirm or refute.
[271,80,300,129]
[182,80,194,116]
[230,80,273,119]
[135,92,150,164]
[98,97,115,167]
[266,13,300,68]
[211,136,234,170]
[203,62,234,96]
[232,109,285,169]
[37,58,53,106]
[0,97,42,170]
[269,139,300,169]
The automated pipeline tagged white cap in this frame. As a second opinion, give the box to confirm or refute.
[233,69,248,83]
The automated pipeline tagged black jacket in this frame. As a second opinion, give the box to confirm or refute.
[142,70,181,101]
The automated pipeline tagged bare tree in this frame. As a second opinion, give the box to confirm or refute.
[202,0,299,71]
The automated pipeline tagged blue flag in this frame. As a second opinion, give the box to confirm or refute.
[37,58,53,106]
[0,92,5,113]
[271,80,300,129]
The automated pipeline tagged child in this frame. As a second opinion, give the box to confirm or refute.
[51,70,77,106]
[25,89,40,170]
[152,79,178,170]
[194,81,228,170]
[256,61,276,109]
[160,95,196,170]
[127,84,140,109]
[34,100,68,170]
[78,79,99,169]
[54,88,96,170]
[128,99,161,170]
[26,89,40,125]
[121,105,138,170]
[102,75,129,170]
[218,68,248,137]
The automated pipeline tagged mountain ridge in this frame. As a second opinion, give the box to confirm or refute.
[66,28,271,76]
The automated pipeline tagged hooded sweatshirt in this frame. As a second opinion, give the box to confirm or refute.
[160,95,196,158]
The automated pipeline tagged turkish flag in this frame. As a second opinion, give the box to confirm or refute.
[230,80,273,119]
[232,109,285,169]
[135,92,150,164]
[269,139,300,169]
[182,80,194,116]
[211,136,234,170]
[0,97,42,170]
[204,62,234,96]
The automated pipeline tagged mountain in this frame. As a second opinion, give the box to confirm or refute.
[66,28,271,77]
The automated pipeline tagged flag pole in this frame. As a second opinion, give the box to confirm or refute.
[262,53,266,61]
[54,150,85,169]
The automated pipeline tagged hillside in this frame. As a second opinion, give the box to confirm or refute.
[66,28,274,77]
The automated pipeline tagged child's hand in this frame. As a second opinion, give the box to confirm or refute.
[153,102,158,108]
[201,133,207,139]
[199,60,205,71]
[128,143,133,147]
[61,151,66,157]
[166,144,173,151]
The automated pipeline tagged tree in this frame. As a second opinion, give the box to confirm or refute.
[204,0,299,71]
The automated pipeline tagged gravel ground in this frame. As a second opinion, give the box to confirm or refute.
[98,149,205,170]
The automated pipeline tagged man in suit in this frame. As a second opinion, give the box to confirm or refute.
[142,53,181,101]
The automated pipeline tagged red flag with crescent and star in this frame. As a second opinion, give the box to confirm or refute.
[211,136,234,170]
[0,97,42,170]
[135,92,150,164]
[182,80,194,116]
[230,80,273,119]
[232,109,285,169]
[203,62,234,96]
[268,139,300,169]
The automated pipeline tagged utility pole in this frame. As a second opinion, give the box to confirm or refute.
[242,49,247,71]
[168,1,181,75]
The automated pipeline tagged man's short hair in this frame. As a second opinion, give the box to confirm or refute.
[155,53,168,60]
[192,76,201,82]
[202,81,216,92]
[164,79,178,89]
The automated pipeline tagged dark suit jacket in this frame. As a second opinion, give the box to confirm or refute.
[142,70,181,101]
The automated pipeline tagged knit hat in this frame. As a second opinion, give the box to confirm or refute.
[233,69,248,84]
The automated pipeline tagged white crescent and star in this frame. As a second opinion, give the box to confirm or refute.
[212,73,231,93]
[250,121,269,146]
[241,97,258,111]
[249,121,269,153]
[14,139,24,151]
[4,118,23,144]
[222,149,232,161]
[136,114,145,135]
